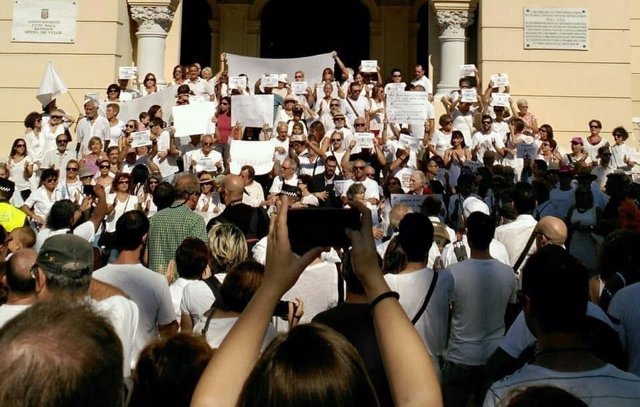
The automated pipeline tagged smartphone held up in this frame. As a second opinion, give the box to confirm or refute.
[286,207,361,255]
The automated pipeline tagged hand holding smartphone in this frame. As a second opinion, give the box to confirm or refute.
[286,208,361,255]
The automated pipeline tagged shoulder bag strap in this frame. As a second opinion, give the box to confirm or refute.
[513,231,537,272]
[412,271,439,325]
[345,97,360,118]
[202,274,222,301]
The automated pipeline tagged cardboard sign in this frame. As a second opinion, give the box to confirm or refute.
[361,60,378,73]
[118,66,137,80]
[292,81,308,94]
[131,130,151,147]
[461,88,478,103]
[491,93,510,107]
[261,74,279,88]
[228,76,247,89]
[490,73,509,87]
[355,132,374,149]
[459,64,476,78]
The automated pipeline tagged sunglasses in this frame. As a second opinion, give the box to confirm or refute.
[200,181,213,186]
[50,116,62,119]
[202,142,213,146]
[354,123,366,127]
[331,138,342,142]
[330,104,340,107]
[66,167,78,171]
[100,164,110,169]
[590,125,600,129]
[57,139,69,144]
[126,124,135,128]
[15,144,26,147]
[444,121,452,125]
[45,178,58,183]
[108,89,118,93]
[118,180,130,184]
[353,166,365,170]
[482,121,492,125]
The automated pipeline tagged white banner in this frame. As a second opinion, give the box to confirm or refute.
[231,94,274,128]
[12,0,77,43]
[386,91,429,123]
[172,102,216,138]
[390,194,428,212]
[228,76,247,89]
[226,52,334,89]
[113,85,178,123]
[229,140,275,175]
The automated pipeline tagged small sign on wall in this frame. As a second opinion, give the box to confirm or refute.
[12,0,77,43]
[524,8,588,51]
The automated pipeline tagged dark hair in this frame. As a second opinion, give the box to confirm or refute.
[219,260,265,313]
[522,246,588,334]
[451,130,466,148]
[150,117,164,128]
[107,145,119,156]
[217,96,231,116]
[429,155,444,169]
[240,165,255,180]
[420,195,442,217]
[612,126,629,141]
[466,212,494,251]
[115,210,150,251]
[106,83,120,95]
[6,253,36,294]
[39,168,59,187]
[111,172,132,193]
[129,333,212,407]
[239,323,378,407]
[45,199,76,230]
[539,124,554,140]
[382,237,408,275]
[297,174,312,186]
[531,180,550,205]
[10,138,28,158]
[131,165,149,187]
[438,114,451,127]
[512,182,536,215]
[175,238,209,280]
[588,119,602,129]
[398,213,433,262]
[148,105,162,119]
[0,300,123,407]
[511,118,525,133]
[24,112,42,129]
[507,386,588,407]
[153,181,176,210]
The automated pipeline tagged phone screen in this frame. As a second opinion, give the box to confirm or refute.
[286,208,361,255]
[83,185,95,196]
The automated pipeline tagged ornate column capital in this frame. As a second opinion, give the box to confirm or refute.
[130,2,179,33]
[436,9,474,36]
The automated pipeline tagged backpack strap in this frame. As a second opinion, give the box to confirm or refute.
[200,275,223,337]
[513,231,537,272]
[412,271,439,325]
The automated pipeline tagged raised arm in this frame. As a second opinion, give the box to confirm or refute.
[347,202,442,407]
[332,51,348,74]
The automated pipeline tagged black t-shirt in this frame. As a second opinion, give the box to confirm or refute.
[207,202,269,241]
[313,303,393,407]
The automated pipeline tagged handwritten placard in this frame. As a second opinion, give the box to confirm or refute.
[459,64,476,78]
[292,81,308,94]
[490,73,510,88]
[118,66,137,80]
[399,134,420,151]
[333,180,348,196]
[461,88,478,103]
[390,194,427,212]
[231,94,274,128]
[355,132,374,149]
[229,140,275,175]
[361,60,378,73]
[386,82,406,94]
[172,101,216,138]
[261,74,279,88]
[131,130,151,148]
[517,143,538,159]
[229,76,247,89]
[386,91,428,123]
[491,93,510,107]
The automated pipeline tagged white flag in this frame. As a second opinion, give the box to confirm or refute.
[36,61,68,106]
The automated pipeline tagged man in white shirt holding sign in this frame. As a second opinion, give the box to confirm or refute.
[411,64,433,101]
[471,115,505,162]
[187,135,224,174]
[150,118,180,182]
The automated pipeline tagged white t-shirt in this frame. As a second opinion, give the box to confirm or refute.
[104,194,139,233]
[607,282,640,376]
[384,268,454,357]
[269,175,298,194]
[35,220,96,252]
[484,363,640,407]
[341,177,380,201]
[108,120,125,147]
[430,130,451,157]
[92,263,176,362]
[189,149,224,173]
[92,296,139,375]
[494,214,538,274]
[471,130,504,161]
[446,259,517,366]
[193,316,277,351]
[169,277,192,321]
[440,235,510,268]
[180,280,216,329]
[152,130,179,178]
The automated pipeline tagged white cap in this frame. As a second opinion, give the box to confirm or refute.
[462,196,490,218]
[278,74,288,82]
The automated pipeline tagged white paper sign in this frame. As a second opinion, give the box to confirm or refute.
[292,81,308,94]
[229,76,247,89]
[12,0,78,43]
[386,91,429,123]
[386,83,406,93]
[131,130,151,148]
[459,64,476,78]
[390,194,427,212]
[197,156,219,172]
[118,66,137,80]
[355,133,374,149]
[491,93,510,107]
[399,134,420,151]
[261,74,279,88]
[461,88,478,103]
[333,180,348,196]
[231,94,274,128]
[490,73,510,88]
[361,60,378,73]
[229,140,275,175]
[517,143,538,159]
[172,102,216,138]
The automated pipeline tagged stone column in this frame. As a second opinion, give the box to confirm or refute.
[434,9,474,97]
[130,2,179,87]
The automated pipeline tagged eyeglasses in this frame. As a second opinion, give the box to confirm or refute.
[353,166,365,170]
[66,167,78,171]
[56,139,68,144]
[15,144,25,147]
[282,166,292,170]
[613,133,622,138]
[50,116,62,119]
[354,123,366,127]
[45,178,58,183]
[126,124,135,128]
[202,142,213,146]
[444,121,452,125]
[482,121,492,125]
[590,125,600,129]
[331,138,342,142]
[146,78,156,82]
[149,180,158,184]
[541,143,550,147]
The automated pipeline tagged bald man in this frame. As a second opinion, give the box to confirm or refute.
[0,249,38,328]
[533,216,568,248]
[209,174,269,241]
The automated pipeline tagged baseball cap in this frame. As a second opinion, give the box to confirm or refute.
[0,178,15,196]
[36,235,94,278]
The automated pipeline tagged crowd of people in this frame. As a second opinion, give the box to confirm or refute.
[0,50,639,407]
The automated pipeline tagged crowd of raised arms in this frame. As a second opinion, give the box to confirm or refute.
[0,50,639,407]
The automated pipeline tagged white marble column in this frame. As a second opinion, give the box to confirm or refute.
[130,4,178,87]
[435,10,474,97]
